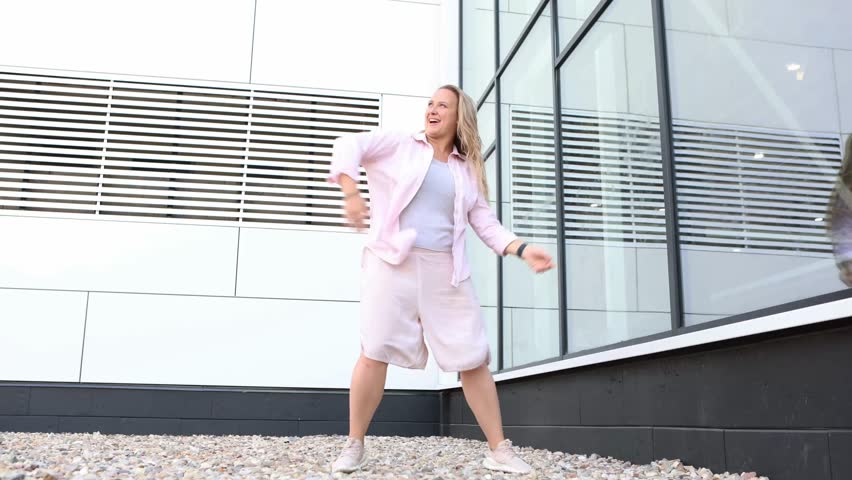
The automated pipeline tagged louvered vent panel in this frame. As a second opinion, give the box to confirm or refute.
[674,120,840,253]
[0,72,111,215]
[560,110,665,244]
[507,107,557,239]
[509,106,840,254]
[0,70,379,230]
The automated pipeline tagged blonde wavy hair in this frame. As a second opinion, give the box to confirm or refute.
[438,84,489,198]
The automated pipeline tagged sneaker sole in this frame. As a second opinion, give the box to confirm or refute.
[331,454,369,474]
[482,457,532,474]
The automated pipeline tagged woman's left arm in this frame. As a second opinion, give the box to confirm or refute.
[467,191,554,273]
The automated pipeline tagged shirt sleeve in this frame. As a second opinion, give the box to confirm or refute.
[467,189,518,256]
[327,130,402,185]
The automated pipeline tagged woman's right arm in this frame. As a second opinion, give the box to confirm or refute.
[327,130,400,186]
[328,130,401,230]
[338,173,369,231]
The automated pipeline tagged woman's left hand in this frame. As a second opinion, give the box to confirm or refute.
[521,245,554,273]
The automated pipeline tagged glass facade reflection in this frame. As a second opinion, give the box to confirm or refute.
[462,0,852,371]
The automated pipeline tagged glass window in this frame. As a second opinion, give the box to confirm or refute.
[499,8,561,367]
[664,0,852,323]
[498,0,544,63]
[462,0,496,102]
[467,151,500,371]
[559,0,671,352]
[478,88,497,150]
[556,0,598,52]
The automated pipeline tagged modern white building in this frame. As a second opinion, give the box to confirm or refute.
[0,0,464,391]
[1,2,850,480]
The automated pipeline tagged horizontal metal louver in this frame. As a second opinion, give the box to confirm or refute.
[0,69,379,230]
[507,107,558,239]
[509,107,666,244]
[673,120,839,254]
[509,106,840,254]
[561,109,665,244]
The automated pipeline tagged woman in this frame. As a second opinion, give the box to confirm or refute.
[827,135,852,286]
[327,85,554,475]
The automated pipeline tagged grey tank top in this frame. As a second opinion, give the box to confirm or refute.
[399,158,455,252]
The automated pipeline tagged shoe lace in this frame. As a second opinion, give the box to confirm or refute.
[493,439,517,460]
[339,438,362,459]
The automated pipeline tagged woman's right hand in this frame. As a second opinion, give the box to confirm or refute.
[344,193,369,231]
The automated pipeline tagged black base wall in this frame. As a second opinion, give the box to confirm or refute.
[444,317,852,480]
[0,385,439,438]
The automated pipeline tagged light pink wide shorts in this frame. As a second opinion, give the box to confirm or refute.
[359,247,491,372]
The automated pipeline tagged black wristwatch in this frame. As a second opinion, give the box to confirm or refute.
[516,242,529,259]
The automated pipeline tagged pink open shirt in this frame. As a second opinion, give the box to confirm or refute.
[327,130,518,287]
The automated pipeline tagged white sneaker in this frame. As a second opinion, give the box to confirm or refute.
[331,436,368,474]
[482,439,534,474]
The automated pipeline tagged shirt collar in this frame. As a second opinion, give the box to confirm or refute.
[413,131,466,161]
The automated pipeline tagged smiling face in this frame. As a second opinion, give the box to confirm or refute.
[424,88,459,141]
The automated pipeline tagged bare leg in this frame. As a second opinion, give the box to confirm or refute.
[460,363,505,450]
[348,353,389,441]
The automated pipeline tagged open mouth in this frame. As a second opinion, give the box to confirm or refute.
[428,118,440,125]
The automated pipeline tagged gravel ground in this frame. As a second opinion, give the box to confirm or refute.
[0,432,767,480]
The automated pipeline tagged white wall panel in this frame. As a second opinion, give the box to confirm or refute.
[438,0,460,87]
[81,292,439,390]
[0,216,238,296]
[560,20,628,115]
[505,307,560,367]
[237,228,364,301]
[0,0,254,82]
[563,243,638,312]
[380,94,430,133]
[667,30,839,132]
[505,0,539,15]
[502,308,514,368]
[835,49,852,135]
[681,249,842,316]
[728,0,852,51]
[466,226,498,307]
[0,288,88,382]
[251,0,441,97]
[663,0,729,36]
[567,309,669,353]
[499,11,533,63]
[625,25,660,117]
[601,1,652,28]
[636,247,671,312]
[462,0,496,99]
[502,240,559,309]
[684,313,726,326]
[500,14,553,108]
